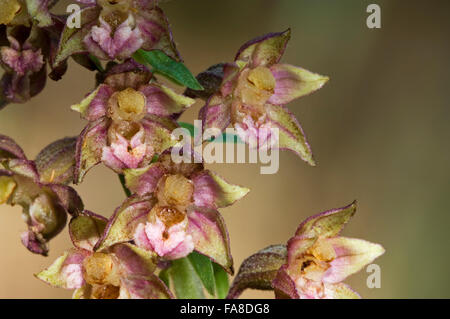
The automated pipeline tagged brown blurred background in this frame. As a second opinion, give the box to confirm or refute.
[1,0,449,298]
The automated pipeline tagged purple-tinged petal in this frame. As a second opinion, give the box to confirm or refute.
[235,29,291,68]
[265,104,315,166]
[35,248,90,289]
[140,114,179,154]
[135,6,180,61]
[47,184,84,216]
[268,64,329,105]
[71,84,113,121]
[120,274,173,299]
[220,63,241,96]
[95,195,156,251]
[227,245,287,299]
[124,163,166,196]
[187,206,234,274]
[133,223,153,251]
[112,243,158,276]
[0,134,26,159]
[53,6,101,67]
[286,235,316,266]
[74,118,109,184]
[140,83,195,117]
[322,237,385,284]
[234,115,276,150]
[69,211,108,251]
[7,158,40,181]
[192,170,249,209]
[84,16,143,60]
[272,265,300,299]
[200,94,232,135]
[21,229,48,256]
[25,0,53,27]
[295,201,357,239]
[34,137,77,184]
[101,145,127,173]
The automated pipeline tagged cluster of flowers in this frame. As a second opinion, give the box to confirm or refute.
[0,0,384,299]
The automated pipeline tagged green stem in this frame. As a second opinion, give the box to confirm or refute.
[88,54,105,73]
[118,174,132,197]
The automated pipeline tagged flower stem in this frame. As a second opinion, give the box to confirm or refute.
[89,54,105,73]
[118,174,132,197]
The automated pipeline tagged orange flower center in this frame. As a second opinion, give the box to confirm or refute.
[83,252,119,286]
[148,205,187,240]
[294,238,336,282]
[158,174,194,208]
[98,0,134,31]
[109,88,146,122]
[238,66,276,107]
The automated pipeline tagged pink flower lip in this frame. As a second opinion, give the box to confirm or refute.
[134,207,194,260]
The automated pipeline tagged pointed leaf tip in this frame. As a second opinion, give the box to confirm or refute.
[132,50,204,90]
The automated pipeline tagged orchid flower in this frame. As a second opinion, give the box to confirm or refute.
[71,62,195,182]
[64,0,179,62]
[36,211,173,299]
[0,1,70,109]
[94,151,249,274]
[227,202,385,299]
[0,25,46,105]
[198,30,329,165]
[0,135,83,255]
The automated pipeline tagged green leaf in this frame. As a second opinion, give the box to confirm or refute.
[177,122,243,143]
[133,50,204,90]
[211,133,244,144]
[188,252,216,297]
[213,262,229,299]
[88,54,104,73]
[118,174,132,197]
[178,122,195,137]
[169,258,205,299]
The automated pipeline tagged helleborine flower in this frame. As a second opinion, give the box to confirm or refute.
[227,202,385,299]
[55,0,178,64]
[94,151,250,273]
[0,135,84,255]
[36,211,173,299]
[0,25,47,105]
[198,29,329,165]
[71,65,195,182]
